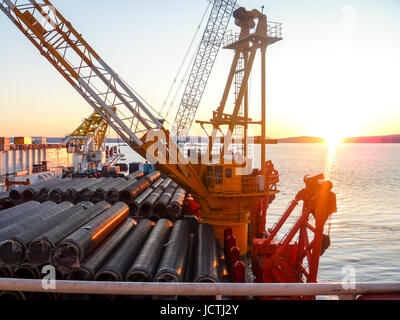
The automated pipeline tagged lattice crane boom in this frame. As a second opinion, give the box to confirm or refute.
[172,0,237,140]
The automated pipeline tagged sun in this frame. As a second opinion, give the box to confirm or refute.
[324,133,345,146]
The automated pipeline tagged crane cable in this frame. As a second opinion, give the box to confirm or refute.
[160,1,212,117]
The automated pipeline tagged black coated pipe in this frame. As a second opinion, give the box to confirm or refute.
[154,220,190,283]
[91,177,126,203]
[151,177,164,190]
[0,201,41,228]
[27,201,110,265]
[0,202,92,266]
[139,187,164,218]
[130,188,153,212]
[8,178,64,202]
[154,185,178,221]
[64,178,104,203]
[144,171,161,184]
[127,170,144,180]
[184,233,196,283]
[22,178,71,202]
[119,178,150,204]
[0,201,72,242]
[48,179,86,203]
[78,177,115,201]
[53,202,129,268]
[183,215,199,234]
[126,219,172,284]
[95,219,154,283]
[159,177,172,190]
[67,218,136,281]
[105,179,138,204]
[168,188,186,217]
[192,224,219,283]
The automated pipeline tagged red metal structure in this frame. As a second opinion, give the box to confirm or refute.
[250,173,337,299]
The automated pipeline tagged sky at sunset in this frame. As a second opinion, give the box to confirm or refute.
[0,0,399,139]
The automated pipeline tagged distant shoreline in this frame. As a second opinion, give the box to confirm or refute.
[277,135,400,144]
[2,134,400,144]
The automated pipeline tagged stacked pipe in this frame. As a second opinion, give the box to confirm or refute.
[53,202,130,268]
[0,203,227,301]
[168,188,187,220]
[105,178,138,203]
[0,175,230,301]
[8,178,70,202]
[139,187,164,221]
[144,171,161,184]
[27,201,111,265]
[154,184,178,221]
[0,192,10,210]
[126,170,144,180]
[79,177,115,201]
[63,178,105,203]
[91,177,126,203]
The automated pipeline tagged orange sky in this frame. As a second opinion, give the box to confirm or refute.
[0,0,399,140]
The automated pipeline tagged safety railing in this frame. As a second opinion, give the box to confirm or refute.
[267,21,283,38]
[223,21,283,47]
[0,279,399,300]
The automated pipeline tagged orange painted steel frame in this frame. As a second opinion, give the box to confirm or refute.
[5,178,30,191]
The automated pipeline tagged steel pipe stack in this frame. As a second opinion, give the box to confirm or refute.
[48,179,87,203]
[7,178,53,202]
[119,179,150,204]
[91,177,126,203]
[67,218,136,281]
[151,177,165,190]
[144,171,161,184]
[130,188,153,213]
[53,202,129,268]
[105,178,138,204]
[22,178,72,202]
[0,201,41,228]
[159,177,172,190]
[154,185,178,220]
[78,177,115,201]
[27,201,110,265]
[139,187,164,220]
[95,219,154,283]
[127,170,144,180]
[126,219,172,284]
[0,202,82,266]
[63,178,105,203]
[0,201,72,242]
[168,188,186,219]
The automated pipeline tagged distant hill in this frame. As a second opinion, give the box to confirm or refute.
[342,134,400,143]
[278,136,326,143]
[7,134,399,144]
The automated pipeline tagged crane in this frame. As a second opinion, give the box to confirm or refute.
[171,0,237,141]
[63,108,114,153]
[0,1,337,286]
